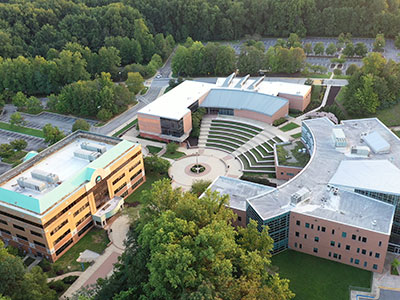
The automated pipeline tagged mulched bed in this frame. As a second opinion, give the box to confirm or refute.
[326,86,341,106]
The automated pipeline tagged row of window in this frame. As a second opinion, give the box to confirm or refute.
[296,220,382,246]
[76,212,91,227]
[115,182,127,194]
[130,169,142,182]
[73,202,90,218]
[54,229,71,246]
[50,219,68,236]
[112,173,125,186]
[350,258,378,270]
[0,221,43,238]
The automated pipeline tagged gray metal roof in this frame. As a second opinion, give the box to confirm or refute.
[246,117,399,234]
[200,88,288,117]
[207,176,274,211]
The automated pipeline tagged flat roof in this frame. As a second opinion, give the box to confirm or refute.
[247,117,399,234]
[363,131,390,153]
[137,80,214,120]
[206,176,274,211]
[0,132,137,215]
[200,88,288,117]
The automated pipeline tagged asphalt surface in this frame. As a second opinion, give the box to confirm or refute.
[0,129,47,151]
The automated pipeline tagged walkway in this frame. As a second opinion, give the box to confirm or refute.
[61,215,130,299]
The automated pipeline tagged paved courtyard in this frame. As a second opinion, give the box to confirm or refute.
[169,148,242,190]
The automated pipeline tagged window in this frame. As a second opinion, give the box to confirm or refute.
[128,161,141,173]
[294,242,298,248]
[13,224,25,231]
[30,230,42,237]
[329,252,332,257]
[304,234,308,239]
[76,212,91,227]
[378,241,382,247]
[131,177,144,190]
[296,220,300,226]
[342,232,347,238]
[322,227,326,232]
[339,255,342,260]
[0,219,7,225]
[332,229,335,235]
[73,202,90,217]
[369,251,373,257]
[338,243,341,248]
[350,258,354,263]
[130,169,142,182]
[364,262,368,267]
[362,237,367,243]
[346,245,351,251]
[352,234,356,240]
[357,248,360,253]
[355,259,360,265]
[238,216,242,222]
[112,173,125,185]
[305,223,310,228]
[299,244,302,249]
[317,226,320,231]
[115,182,127,194]
[295,231,299,237]
[16,234,28,241]
[55,239,73,256]
[313,248,318,253]
[311,224,314,229]
[34,240,46,248]
[0,228,11,235]
[333,253,338,259]
[375,253,380,258]
[54,229,71,245]
[362,249,366,255]
[314,237,319,242]
[50,220,68,236]
[373,264,378,270]
[330,241,335,246]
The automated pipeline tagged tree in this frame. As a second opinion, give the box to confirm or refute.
[362,52,386,76]
[344,74,379,116]
[395,34,400,49]
[238,46,265,74]
[191,179,212,196]
[72,119,90,132]
[95,181,294,300]
[313,42,325,55]
[97,108,113,121]
[342,42,355,57]
[373,33,386,52]
[325,43,337,55]
[191,108,206,138]
[126,72,144,94]
[12,92,27,109]
[10,112,24,127]
[166,142,179,154]
[0,144,14,158]
[215,45,236,75]
[10,139,27,151]
[144,156,171,174]
[26,96,43,114]
[43,124,65,145]
[287,33,302,48]
[346,64,359,75]
[303,42,312,55]
[354,42,368,57]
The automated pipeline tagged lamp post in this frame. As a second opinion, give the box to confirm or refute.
[196,151,199,174]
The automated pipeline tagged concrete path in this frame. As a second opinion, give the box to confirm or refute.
[47,271,83,283]
[61,215,131,299]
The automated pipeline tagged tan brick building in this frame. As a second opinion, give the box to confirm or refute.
[0,131,145,262]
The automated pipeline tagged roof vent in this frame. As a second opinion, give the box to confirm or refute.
[372,219,377,226]
[291,187,310,206]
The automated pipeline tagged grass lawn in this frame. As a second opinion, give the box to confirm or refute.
[162,151,186,159]
[50,228,109,275]
[333,74,350,79]
[291,132,302,139]
[124,172,168,204]
[303,72,332,79]
[335,86,346,103]
[393,130,400,138]
[112,119,138,137]
[276,141,309,167]
[280,122,300,132]
[377,101,400,127]
[272,250,371,300]
[147,145,162,155]
[0,122,44,138]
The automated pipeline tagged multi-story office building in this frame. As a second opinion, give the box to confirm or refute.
[207,117,400,273]
[0,131,145,262]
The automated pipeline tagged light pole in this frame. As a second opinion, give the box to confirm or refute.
[196,151,199,174]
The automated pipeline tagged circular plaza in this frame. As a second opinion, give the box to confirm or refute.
[169,148,242,190]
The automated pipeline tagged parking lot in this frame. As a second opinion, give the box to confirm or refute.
[0,107,98,133]
[0,129,47,151]
[221,37,400,74]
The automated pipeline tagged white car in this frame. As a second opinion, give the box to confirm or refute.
[156,74,162,79]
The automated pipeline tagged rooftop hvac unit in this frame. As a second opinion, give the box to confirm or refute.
[291,187,310,205]
[81,142,107,154]
[74,149,101,162]
[17,177,47,192]
[31,169,59,184]
[331,128,347,148]
[350,146,370,157]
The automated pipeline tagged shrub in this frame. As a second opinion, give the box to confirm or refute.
[49,280,67,293]
[333,69,342,76]
[72,119,90,132]
[240,175,277,187]
[144,156,171,174]
[62,276,79,285]
[166,142,179,154]
[273,117,287,127]
[38,259,52,272]
[97,108,113,121]
[304,78,313,86]
[190,180,212,196]
[346,64,358,76]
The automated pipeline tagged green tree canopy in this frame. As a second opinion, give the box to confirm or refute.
[72,119,90,132]
[43,123,65,145]
[126,72,144,94]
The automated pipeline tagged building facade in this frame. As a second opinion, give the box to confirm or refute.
[0,131,145,262]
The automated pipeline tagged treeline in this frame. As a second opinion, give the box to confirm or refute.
[132,0,400,41]
[172,38,306,77]
[0,39,170,96]
[343,53,400,115]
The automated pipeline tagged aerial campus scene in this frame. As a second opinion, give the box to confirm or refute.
[1,1,400,300]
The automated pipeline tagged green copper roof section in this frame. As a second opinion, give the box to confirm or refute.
[23,151,38,162]
[0,140,136,215]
